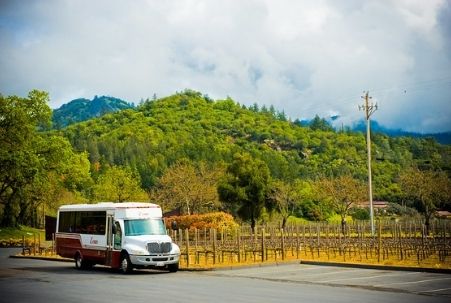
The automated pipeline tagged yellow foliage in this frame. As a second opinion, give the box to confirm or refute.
[165,212,238,232]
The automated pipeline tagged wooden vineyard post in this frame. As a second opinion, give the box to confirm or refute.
[445,220,448,238]
[317,224,320,258]
[185,228,190,267]
[303,224,306,256]
[213,229,217,265]
[378,220,382,263]
[308,223,313,259]
[261,228,265,262]
[237,227,241,263]
[194,228,199,264]
[399,224,403,261]
[281,228,285,261]
[296,225,300,259]
[274,228,277,261]
[179,229,183,246]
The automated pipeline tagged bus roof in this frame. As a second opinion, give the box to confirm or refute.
[58,202,160,211]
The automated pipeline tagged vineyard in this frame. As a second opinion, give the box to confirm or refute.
[11,219,450,270]
[170,219,451,269]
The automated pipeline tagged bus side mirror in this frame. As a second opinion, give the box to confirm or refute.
[171,221,178,231]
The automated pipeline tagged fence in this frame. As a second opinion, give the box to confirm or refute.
[16,219,450,269]
[169,219,451,269]
[18,233,55,256]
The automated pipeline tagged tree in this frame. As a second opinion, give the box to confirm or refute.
[314,175,366,234]
[93,166,146,202]
[151,161,224,215]
[268,179,304,229]
[309,115,334,131]
[399,167,451,234]
[295,180,332,221]
[218,153,271,232]
[0,90,93,226]
[20,138,92,226]
[0,90,51,226]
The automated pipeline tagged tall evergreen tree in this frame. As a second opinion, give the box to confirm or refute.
[218,153,271,232]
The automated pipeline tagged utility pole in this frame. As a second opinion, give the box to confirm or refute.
[359,91,378,236]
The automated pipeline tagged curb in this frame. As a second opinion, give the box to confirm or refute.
[9,254,300,271]
[10,254,451,274]
[10,255,73,263]
[299,260,451,274]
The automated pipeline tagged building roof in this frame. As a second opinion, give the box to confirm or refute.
[435,210,451,217]
[357,201,389,208]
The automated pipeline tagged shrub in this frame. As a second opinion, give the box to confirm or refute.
[327,213,353,224]
[350,207,370,220]
[385,202,419,217]
[165,212,238,232]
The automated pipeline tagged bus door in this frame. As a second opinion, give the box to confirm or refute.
[106,214,114,266]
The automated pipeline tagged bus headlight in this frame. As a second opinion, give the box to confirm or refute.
[171,243,180,255]
[128,247,148,255]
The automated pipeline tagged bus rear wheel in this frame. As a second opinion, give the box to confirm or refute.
[75,253,92,270]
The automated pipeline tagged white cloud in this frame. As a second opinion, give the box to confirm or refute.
[0,0,450,132]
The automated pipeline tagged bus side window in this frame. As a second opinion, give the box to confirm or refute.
[113,222,122,250]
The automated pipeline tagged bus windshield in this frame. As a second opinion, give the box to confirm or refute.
[124,219,167,236]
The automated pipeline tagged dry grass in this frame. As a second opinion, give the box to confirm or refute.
[177,246,451,270]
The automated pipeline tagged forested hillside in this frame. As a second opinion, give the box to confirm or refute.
[351,120,451,145]
[61,90,450,221]
[1,90,450,228]
[62,90,449,186]
[52,95,133,128]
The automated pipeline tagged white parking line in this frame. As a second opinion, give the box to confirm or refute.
[374,277,451,287]
[300,268,363,278]
[222,269,301,277]
[321,271,419,283]
[226,265,339,276]
[421,287,451,293]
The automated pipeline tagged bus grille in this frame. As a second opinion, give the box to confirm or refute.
[147,242,172,254]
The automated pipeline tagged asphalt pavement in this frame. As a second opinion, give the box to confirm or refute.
[0,248,449,303]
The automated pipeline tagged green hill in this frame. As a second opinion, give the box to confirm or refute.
[59,90,450,203]
[2,89,450,227]
[52,95,133,128]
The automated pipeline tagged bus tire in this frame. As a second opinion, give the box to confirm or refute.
[168,263,179,273]
[120,253,133,274]
[75,253,82,270]
[75,252,92,270]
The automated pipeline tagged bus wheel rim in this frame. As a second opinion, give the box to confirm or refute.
[121,257,128,271]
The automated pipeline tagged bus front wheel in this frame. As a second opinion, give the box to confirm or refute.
[168,263,179,273]
[120,253,133,274]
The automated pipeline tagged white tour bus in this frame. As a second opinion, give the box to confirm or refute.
[56,202,180,273]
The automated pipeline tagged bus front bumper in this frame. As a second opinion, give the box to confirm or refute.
[130,254,180,267]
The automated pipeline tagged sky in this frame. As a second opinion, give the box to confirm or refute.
[1,0,450,133]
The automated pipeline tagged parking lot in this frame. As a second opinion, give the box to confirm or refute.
[1,248,450,303]
[206,263,451,297]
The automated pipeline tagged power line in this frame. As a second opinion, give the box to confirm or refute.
[296,74,451,116]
